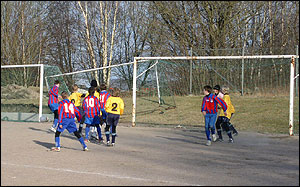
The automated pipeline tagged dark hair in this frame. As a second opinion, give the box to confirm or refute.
[88,86,95,96]
[100,83,107,91]
[54,80,60,85]
[61,91,69,99]
[213,85,220,91]
[91,79,98,87]
[203,85,212,93]
[112,87,120,97]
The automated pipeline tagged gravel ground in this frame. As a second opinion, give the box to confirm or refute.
[1,121,299,186]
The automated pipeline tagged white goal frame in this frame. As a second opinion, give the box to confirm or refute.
[132,55,299,136]
[1,64,44,122]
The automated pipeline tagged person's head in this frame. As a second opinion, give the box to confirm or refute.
[61,91,69,99]
[91,79,98,87]
[213,85,220,94]
[221,85,229,95]
[100,83,107,91]
[88,86,95,96]
[112,87,120,97]
[72,84,79,92]
[203,85,212,95]
[54,80,60,87]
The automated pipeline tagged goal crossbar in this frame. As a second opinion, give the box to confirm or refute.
[134,55,298,61]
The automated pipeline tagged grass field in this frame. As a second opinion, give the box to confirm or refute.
[119,94,299,135]
[1,93,299,135]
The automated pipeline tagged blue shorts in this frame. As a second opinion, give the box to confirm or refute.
[57,118,78,133]
[85,115,101,125]
[48,103,58,113]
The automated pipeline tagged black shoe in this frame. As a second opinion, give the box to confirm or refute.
[216,138,224,142]
[233,131,238,136]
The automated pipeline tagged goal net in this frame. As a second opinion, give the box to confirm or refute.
[1,64,70,122]
[1,64,45,122]
[132,55,299,136]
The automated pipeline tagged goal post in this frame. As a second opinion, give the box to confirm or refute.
[132,55,299,135]
[1,64,44,122]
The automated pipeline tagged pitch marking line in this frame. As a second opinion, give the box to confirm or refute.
[2,162,201,186]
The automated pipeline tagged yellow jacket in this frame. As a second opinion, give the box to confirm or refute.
[105,96,124,115]
[219,94,235,119]
[69,92,84,107]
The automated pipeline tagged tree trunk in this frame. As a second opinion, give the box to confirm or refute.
[106,2,119,88]
[78,1,98,84]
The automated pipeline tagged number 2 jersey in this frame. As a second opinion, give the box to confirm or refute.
[58,99,82,123]
[105,96,124,115]
[82,95,101,118]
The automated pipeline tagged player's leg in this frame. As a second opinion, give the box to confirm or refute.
[69,123,88,151]
[78,107,85,135]
[111,114,120,146]
[91,116,100,140]
[95,124,103,143]
[51,122,65,151]
[215,117,223,141]
[228,122,238,136]
[204,114,211,145]
[53,110,59,128]
[222,118,234,143]
[105,113,112,145]
[51,131,62,151]
[85,124,91,142]
[84,116,94,142]
[209,114,218,142]
[49,104,59,132]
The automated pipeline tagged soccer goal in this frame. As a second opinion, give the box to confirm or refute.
[1,64,45,122]
[1,64,72,122]
[132,55,299,136]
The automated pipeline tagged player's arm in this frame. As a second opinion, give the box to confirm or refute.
[74,105,82,122]
[105,98,111,112]
[201,97,206,115]
[82,98,87,111]
[120,99,124,115]
[58,103,64,124]
[96,98,101,116]
[214,96,227,115]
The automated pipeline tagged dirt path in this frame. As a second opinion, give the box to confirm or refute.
[1,121,299,186]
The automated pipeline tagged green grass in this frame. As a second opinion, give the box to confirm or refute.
[1,94,299,135]
[120,94,299,135]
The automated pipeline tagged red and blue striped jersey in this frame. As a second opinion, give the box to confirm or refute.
[58,99,81,123]
[82,95,100,118]
[99,91,111,109]
[48,85,59,105]
[201,93,227,114]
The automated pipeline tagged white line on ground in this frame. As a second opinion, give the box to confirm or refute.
[2,162,201,186]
